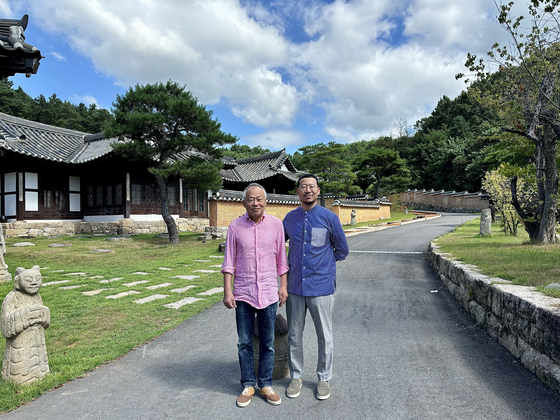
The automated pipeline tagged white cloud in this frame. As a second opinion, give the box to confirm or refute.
[243,129,305,151]
[71,94,98,107]
[21,0,298,128]
[292,0,507,139]
[50,51,66,61]
[0,0,12,17]
[11,0,514,146]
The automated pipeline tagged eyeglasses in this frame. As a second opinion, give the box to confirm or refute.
[299,184,318,190]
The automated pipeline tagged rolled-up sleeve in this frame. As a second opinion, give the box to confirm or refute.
[276,223,289,276]
[221,226,237,275]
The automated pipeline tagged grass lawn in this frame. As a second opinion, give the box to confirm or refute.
[433,218,560,298]
[0,232,224,413]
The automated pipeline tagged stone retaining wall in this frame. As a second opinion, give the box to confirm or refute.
[1,218,209,238]
[429,243,560,395]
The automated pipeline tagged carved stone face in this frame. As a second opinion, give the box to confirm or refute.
[16,267,42,295]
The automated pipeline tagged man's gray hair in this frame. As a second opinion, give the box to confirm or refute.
[242,183,267,200]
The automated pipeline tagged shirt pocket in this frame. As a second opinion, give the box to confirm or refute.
[311,227,327,247]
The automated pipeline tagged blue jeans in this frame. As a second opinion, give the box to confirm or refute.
[235,300,277,388]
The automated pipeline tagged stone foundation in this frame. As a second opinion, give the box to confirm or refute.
[1,218,209,238]
[429,243,560,395]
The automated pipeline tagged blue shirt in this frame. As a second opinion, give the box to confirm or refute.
[283,204,349,297]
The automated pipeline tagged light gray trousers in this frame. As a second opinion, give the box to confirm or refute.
[286,293,335,382]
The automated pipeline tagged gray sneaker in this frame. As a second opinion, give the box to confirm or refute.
[286,378,303,398]
[316,380,330,400]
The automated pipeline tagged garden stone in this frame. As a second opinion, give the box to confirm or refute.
[351,209,356,226]
[0,224,10,283]
[544,283,560,290]
[12,242,35,247]
[1,266,50,384]
[253,314,289,379]
[479,208,492,236]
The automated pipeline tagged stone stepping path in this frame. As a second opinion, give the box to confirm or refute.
[38,262,223,308]
[208,256,224,258]
[43,280,71,286]
[170,285,199,293]
[106,291,141,299]
[83,289,111,296]
[100,277,124,283]
[123,280,150,287]
[146,283,173,290]
[209,265,222,268]
[164,297,204,309]
[171,275,200,280]
[197,287,224,296]
[90,249,115,253]
[134,294,168,304]
[49,243,72,248]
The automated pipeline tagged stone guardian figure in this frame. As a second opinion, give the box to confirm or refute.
[1,265,50,384]
[0,224,11,283]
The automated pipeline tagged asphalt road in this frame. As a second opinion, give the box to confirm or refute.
[3,213,560,419]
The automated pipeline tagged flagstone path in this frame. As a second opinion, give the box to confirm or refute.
[37,255,225,310]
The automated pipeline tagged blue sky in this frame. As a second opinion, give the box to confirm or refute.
[2,0,510,155]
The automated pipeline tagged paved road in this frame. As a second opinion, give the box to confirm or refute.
[3,213,560,419]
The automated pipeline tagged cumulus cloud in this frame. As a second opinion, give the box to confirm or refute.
[71,94,98,107]
[10,0,513,147]
[20,0,297,128]
[50,51,66,61]
[244,129,306,150]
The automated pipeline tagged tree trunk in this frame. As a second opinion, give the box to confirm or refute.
[511,176,540,241]
[516,74,559,243]
[538,130,559,243]
[155,174,179,245]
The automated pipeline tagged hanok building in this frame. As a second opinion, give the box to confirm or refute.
[0,112,302,223]
[219,150,300,195]
[0,112,209,222]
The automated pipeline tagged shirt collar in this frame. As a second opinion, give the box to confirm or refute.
[244,211,267,224]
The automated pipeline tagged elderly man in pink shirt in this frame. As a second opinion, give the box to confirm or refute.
[222,183,289,408]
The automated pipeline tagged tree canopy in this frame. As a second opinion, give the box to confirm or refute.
[458,0,560,243]
[0,79,113,133]
[105,80,237,244]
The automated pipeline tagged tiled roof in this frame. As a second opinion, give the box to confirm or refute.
[0,112,115,163]
[0,15,43,77]
[220,150,299,183]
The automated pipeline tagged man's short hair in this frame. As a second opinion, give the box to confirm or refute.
[297,173,319,188]
[242,183,267,200]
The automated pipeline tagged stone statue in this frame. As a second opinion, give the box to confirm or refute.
[350,209,356,226]
[1,265,50,384]
[0,224,10,283]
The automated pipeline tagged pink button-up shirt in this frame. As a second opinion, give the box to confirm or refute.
[221,211,289,309]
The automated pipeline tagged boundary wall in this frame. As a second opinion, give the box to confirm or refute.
[429,243,560,395]
[209,199,391,227]
[392,189,489,213]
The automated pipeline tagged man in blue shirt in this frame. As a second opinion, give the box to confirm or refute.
[282,174,349,401]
